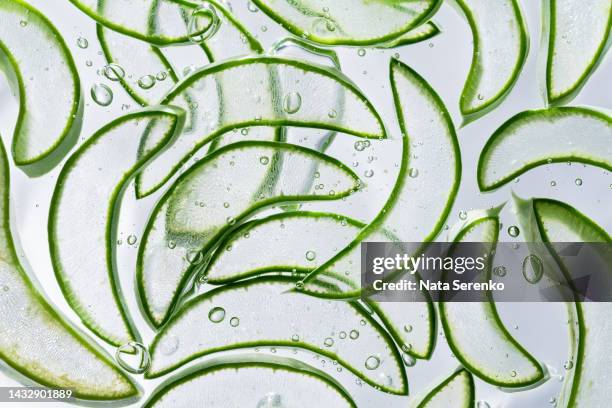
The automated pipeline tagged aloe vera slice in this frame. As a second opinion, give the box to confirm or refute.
[148,277,407,395]
[135,56,385,198]
[440,213,545,387]
[515,197,611,407]
[137,141,359,327]
[204,212,363,283]
[478,107,611,191]
[454,0,529,123]
[0,142,137,400]
[415,369,474,408]
[68,0,208,45]
[49,107,185,346]
[0,0,81,175]
[378,22,441,48]
[250,0,441,46]
[144,358,355,407]
[545,0,612,105]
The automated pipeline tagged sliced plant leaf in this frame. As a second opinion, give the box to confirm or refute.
[143,358,356,407]
[0,0,81,175]
[0,141,138,400]
[147,277,407,395]
[250,0,442,46]
[478,107,611,191]
[68,0,209,45]
[135,56,386,198]
[544,0,612,105]
[377,22,441,48]
[415,369,474,408]
[440,212,545,387]
[453,0,529,123]
[137,141,360,327]
[515,197,611,407]
[49,106,186,346]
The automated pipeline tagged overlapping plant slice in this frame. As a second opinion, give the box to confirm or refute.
[414,369,474,408]
[68,0,210,45]
[0,142,137,400]
[454,0,529,122]
[377,22,441,48]
[440,212,545,387]
[144,358,356,407]
[478,107,611,191]
[515,197,612,407]
[137,141,360,327]
[148,277,407,394]
[49,107,186,346]
[544,0,612,105]
[250,0,441,46]
[0,0,81,175]
[135,56,385,198]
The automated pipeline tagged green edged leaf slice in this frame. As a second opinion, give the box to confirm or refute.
[148,277,407,394]
[545,0,612,105]
[136,56,385,198]
[478,107,612,191]
[49,107,186,346]
[143,358,356,407]
[377,22,441,48]
[68,0,207,45]
[0,142,137,400]
[515,197,611,407]
[414,369,474,408]
[455,0,529,123]
[440,213,545,387]
[137,141,360,327]
[251,0,441,46]
[0,0,81,175]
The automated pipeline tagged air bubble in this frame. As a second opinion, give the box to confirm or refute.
[282,92,302,114]
[115,342,150,374]
[188,3,221,43]
[208,307,226,323]
[365,355,381,370]
[90,83,113,106]
[522,254,543,284]
[138,75,156,89]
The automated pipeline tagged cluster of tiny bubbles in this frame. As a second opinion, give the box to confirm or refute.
[115,342,150,374]
[493,265,507,277]
[282,91,302,114]
[188,3,221,43]
[102,63,125,81]
[256,392,283,408]
[364,355,381,370]
[354,140,371,151]
[208,306,226,323]
[90,83,113,106]
[507,225,520,237]
[138,74,156,90]
[159,335,179,356]
[76,37,88,49]
[522,254,544,284]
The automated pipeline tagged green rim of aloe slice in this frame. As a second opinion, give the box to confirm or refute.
[477,107,612,191]
[147,276,408,395]
[49,106,186,346]
[0,141,138,401]
[0,0,81,175]
[415,369,474,408]
[544,0,612,105]
[377,22,441,48]
[439,211,545,387]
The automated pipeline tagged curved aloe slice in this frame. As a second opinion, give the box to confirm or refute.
[415,369,474,408]
[0,142,137,400]
[49,107,185,346]
[454,0,529,123]
[144,358,355,407]
[515,197,611,407]
[545,0,612,105]
[378,22,441,48]
[135,56,385,197]
[478,107,612,191]
[250,0,441,46]
[137,141,359,327]
[440,213,545,387]
[148,277,407,395]
[68,0,208,45]
[97,25,178,106]
[0,0,81,175]
[205,212,363,283]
